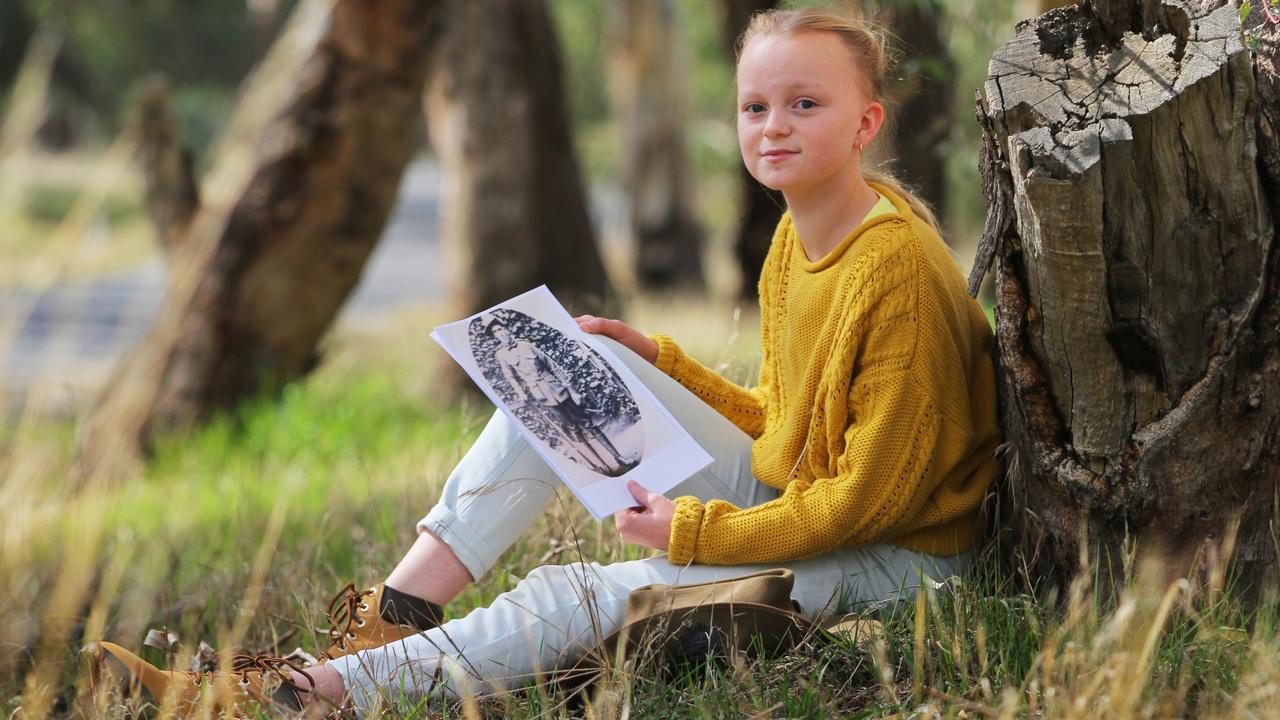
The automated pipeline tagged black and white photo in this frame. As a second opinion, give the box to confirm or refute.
[468,310,643,478]
[430,286,712,518]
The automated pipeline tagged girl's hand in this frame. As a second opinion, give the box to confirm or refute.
[575,315,659,365]
[614,480,674,551]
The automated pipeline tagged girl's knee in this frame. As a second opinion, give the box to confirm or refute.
[513,561,638,610]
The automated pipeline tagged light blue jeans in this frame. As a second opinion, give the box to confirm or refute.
[329,337,972,713]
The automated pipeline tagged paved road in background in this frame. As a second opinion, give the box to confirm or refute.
[2,159,449,410]
[2,158,627,412]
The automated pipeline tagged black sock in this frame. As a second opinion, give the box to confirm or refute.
[380,584,444,630]
[271,682,306,711]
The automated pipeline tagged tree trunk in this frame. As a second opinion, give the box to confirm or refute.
[81,0,442,472]
[135,78,199,255]
[607,0,705,292]
[972,0,1280,596]
[881,0,953,222]
[426,0,613,323]
[0,1,34,93]
[721,0,785,300]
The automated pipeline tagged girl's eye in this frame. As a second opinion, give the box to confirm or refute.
[744,103,766,114]
[796,99,817,110]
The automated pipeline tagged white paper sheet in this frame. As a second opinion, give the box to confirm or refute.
[430,286,714,519]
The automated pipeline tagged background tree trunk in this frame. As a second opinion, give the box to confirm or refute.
[881,0,953,222]
[0,2,35,95]
[720,0,785,300]
[427,0,613,324]
[81,0,442,472]
[607,0,705,293]
[973,0,1280,596]
[135,78,199,255]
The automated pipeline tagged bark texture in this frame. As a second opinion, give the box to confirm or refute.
[973,0,1280,593]
[427,0,612,320]
[607,0,706,292]
[1040,0,1075,12]
[82,0,441,469]
[721,0,786,300]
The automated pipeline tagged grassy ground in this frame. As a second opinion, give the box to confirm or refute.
[3,307,1280,719]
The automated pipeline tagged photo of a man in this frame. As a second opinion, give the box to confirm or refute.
[470,311,642,478]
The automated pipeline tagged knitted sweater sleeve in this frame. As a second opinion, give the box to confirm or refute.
[649,333,770,438]
[666,260,960,566]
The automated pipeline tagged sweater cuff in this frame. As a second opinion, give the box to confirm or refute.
[666,495,705,565]
[650,334,684,377]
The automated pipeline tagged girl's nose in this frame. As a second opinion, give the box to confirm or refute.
[764,110,791,138]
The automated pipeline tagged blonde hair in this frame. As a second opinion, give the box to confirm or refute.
[736,6,941,232]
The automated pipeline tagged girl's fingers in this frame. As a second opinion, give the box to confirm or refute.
[577,316,627,338]
[596,319,627,339]
[626,480,653,507]
[576,317,660,365]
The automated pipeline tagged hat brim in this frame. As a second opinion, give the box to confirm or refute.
[557,601,816,692]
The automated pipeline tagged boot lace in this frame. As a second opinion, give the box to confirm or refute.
[182,653,315,694]
[231,653,315,691]
[320,582,376,658]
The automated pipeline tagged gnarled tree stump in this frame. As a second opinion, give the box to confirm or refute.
[973,0,1280,594]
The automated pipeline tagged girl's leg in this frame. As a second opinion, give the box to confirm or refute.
[383,530,474,607]
[643,544,976,617]
[382,336,774,605]
[331,335,783,710]
[330,557,672,713]
[325,544,973,713]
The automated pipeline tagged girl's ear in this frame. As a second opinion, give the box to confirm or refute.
[856,99,886,149]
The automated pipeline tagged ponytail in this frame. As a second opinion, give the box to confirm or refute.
[865,168,941,232]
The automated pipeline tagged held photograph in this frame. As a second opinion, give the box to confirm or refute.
[468,308,643,478]
[430,285,712,518]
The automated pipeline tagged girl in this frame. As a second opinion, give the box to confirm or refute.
[97,7,1001,714]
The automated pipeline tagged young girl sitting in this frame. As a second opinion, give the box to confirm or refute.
[96,7,1001,714]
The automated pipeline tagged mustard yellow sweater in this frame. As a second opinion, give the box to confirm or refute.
[653,184,1001,566]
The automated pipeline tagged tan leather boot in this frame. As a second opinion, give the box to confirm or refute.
[318,582,434,661]
[90,641,310,716]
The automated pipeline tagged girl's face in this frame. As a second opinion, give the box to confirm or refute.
[736,31,883,197]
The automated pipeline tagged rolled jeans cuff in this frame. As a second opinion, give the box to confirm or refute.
[418,506,493,582]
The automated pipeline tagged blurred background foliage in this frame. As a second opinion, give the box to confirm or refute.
[2,0,292,158]
[1,0,1023,249]
[0,0,1030,442]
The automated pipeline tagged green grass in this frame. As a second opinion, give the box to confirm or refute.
[2,324,1278,719]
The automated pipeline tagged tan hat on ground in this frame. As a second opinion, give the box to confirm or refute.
[558,568,819,692]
